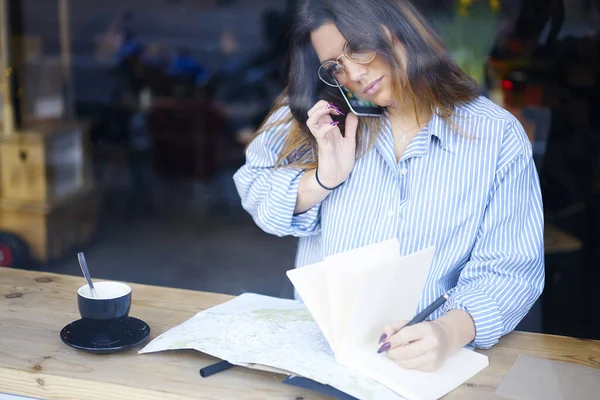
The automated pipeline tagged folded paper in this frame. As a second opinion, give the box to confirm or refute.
[287,239,489,400]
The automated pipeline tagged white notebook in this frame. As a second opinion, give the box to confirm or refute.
[286,239,489,400]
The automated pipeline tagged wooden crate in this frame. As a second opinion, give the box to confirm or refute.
[20,57,66,125]
[0,187,98,263]
[0,57,67,132]
[0,121,91,205]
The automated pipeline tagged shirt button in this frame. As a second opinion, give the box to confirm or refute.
[388,210,395,217]
[400,168,408,176]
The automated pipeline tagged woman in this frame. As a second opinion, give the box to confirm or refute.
[234,0,544,372]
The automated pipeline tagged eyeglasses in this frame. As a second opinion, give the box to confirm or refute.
[317,37,377,87]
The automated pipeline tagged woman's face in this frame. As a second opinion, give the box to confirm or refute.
[311,23,398,108]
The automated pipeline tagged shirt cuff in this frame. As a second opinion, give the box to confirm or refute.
[257,167,320,237]
[442,287,505,349]
[288,169,322,234]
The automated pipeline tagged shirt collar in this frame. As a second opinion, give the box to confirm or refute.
[428,109,456,154]
[380,108,456,154]
[373,108,457,170]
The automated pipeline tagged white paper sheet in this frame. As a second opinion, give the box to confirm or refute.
[324,239,401,354]
[349,348,489,400]
[284,260,336,349]
[343,247,435,352]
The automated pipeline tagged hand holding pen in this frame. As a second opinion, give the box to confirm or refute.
[377,294,455,372]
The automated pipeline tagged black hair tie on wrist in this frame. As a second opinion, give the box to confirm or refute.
[315,168,345,191]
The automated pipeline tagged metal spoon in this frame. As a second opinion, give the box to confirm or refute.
[77,252,97,298]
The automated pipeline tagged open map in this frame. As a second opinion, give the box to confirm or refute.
[139,293,404,400]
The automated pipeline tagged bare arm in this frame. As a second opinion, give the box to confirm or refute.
[294,169,333,214]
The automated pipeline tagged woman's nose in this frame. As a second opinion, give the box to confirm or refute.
[345,62,368,82]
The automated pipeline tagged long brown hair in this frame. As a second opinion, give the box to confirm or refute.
[251,0,480,169]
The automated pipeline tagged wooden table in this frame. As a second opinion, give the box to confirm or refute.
[1,269,599,400]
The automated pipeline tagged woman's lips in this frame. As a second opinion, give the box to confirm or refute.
[364,77,383,96]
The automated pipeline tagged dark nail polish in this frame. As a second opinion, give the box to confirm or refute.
[328,103,345,115]
[379,334,387,344]
[377,342,391,354]
[332,105,345,115]
[330,121,340,126]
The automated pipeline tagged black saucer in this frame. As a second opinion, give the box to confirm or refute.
[60,316,150,354]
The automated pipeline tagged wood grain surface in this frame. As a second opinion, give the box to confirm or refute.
[1,268,599,400]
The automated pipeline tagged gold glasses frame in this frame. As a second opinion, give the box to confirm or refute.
[317,37,377,87]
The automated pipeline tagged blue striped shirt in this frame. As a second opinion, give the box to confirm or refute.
[233,96,545,349]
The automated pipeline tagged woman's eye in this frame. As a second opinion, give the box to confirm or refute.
[348,42,366,52]
[348,47,370,58]
[328,64,343,75]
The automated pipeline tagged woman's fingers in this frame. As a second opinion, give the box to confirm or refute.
[307,100,330,118]
[380,320,408,343]
[387,324,425,349]
[314,121,341,140]
[344,112,359,140]
[307,100,344,118]
[387,339,427,361]
[307,102,344,131]
[383,321,408,335]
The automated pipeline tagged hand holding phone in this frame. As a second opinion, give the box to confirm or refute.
[328,75,383,117]
[337,86,384,117]
[305,100,359,188]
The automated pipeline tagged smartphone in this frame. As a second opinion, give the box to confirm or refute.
[337,85,384,117]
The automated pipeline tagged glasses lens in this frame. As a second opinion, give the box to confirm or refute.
[345,38,376,64]
[318,61,345,86]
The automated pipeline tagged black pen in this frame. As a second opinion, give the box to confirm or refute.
[199,360,234,378]
[377,293,449,353]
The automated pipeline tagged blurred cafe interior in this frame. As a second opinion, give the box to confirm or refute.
[0,0,599,343]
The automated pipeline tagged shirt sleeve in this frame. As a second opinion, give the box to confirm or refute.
[442,120,545,349]
[233,106,322,238]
